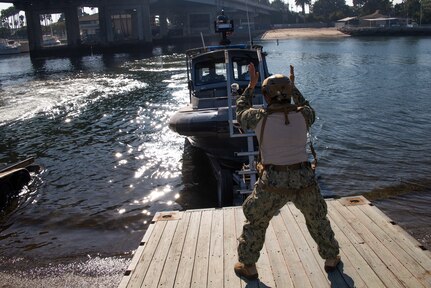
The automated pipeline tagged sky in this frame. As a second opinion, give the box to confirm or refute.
[0,3,12,10]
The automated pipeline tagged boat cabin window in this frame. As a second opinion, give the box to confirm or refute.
[195,61,226,85]
[233,57,259,81]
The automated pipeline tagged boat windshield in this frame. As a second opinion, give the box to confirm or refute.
[195,61,226,85]
[232,57,259,81]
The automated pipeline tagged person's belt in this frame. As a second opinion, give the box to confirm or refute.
[264,161,310,171]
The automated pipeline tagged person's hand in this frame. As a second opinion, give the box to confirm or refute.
[248,63,259,89]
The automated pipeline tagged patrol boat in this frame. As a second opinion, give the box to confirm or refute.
[168,12,270,205]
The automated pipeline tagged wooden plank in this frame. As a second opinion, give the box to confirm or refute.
[325,199,374,288]
[157,212,191,288]
[350,204,431,287]
[327,201,386,288]
[127,220,168,288]
[279,204,330,287]
[271,211,312,288]
[191,209,213,288]
[207,209,224,288]
[223,208,241,288]
[264,220,294,287]
[363,203,431,287]
[335,247,368,288]
[234,208,246,288]
[258,243,277,288]
[286,202,348,288]
[141,219,179,287]
[362,202,431,269]
[174,211,202,288]
[235,207,277,288]
[333,200,426,288]
[118,223,156,288]
[329,200,406,288]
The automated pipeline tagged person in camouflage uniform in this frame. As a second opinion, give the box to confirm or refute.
[234,63,340,280]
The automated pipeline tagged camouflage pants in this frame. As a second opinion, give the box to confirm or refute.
[237,165,339,265]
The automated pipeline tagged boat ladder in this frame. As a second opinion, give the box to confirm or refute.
[225,48,266,199]
[228,85,258,197]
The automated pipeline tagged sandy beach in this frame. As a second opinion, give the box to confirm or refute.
[261,27,348,39]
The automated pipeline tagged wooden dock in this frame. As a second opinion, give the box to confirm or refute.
[118,196,431,288]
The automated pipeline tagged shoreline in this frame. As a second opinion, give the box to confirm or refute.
[260,27,349,39]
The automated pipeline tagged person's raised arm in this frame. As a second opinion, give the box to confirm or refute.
[236,63,261,129]
[247,63,259,90]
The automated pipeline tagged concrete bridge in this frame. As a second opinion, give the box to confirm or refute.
[1,0,275,56]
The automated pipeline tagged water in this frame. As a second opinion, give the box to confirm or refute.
[1,37,430,286]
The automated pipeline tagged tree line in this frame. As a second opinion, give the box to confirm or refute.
[269,0,431,24]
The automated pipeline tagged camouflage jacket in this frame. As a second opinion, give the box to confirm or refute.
[236,86,316,131]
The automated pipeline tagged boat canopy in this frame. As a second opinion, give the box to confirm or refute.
[190,49,268,93]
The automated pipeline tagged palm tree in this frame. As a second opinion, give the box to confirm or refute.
[295,0,312,14]
[1,6,20,29]
[19,15,25,27]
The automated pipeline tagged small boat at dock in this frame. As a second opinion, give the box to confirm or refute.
[168,43,269,168]
[0,39,21,55]
[168,12,270,205]
[42,35,63,47]
[168,12,270,168]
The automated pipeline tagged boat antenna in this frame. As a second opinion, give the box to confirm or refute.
[215,10,234,45]
[246,0,253,45]
[200,32,206,48]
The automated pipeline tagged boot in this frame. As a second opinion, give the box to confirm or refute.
[234,262,258,280]
[324,255,341,272]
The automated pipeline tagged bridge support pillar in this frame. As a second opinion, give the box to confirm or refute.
[140,0,152,42]
[98,6,109,45]
[141,0,153,43]
[25,10,43,51]
[98,6,115,44]
[65,7,81,47]
[159,11,168,38]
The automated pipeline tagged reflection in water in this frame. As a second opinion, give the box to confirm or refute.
[177,139,218,209]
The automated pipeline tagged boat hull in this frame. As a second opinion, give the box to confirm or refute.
[169,105,257,169]
[0,48,20,55]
